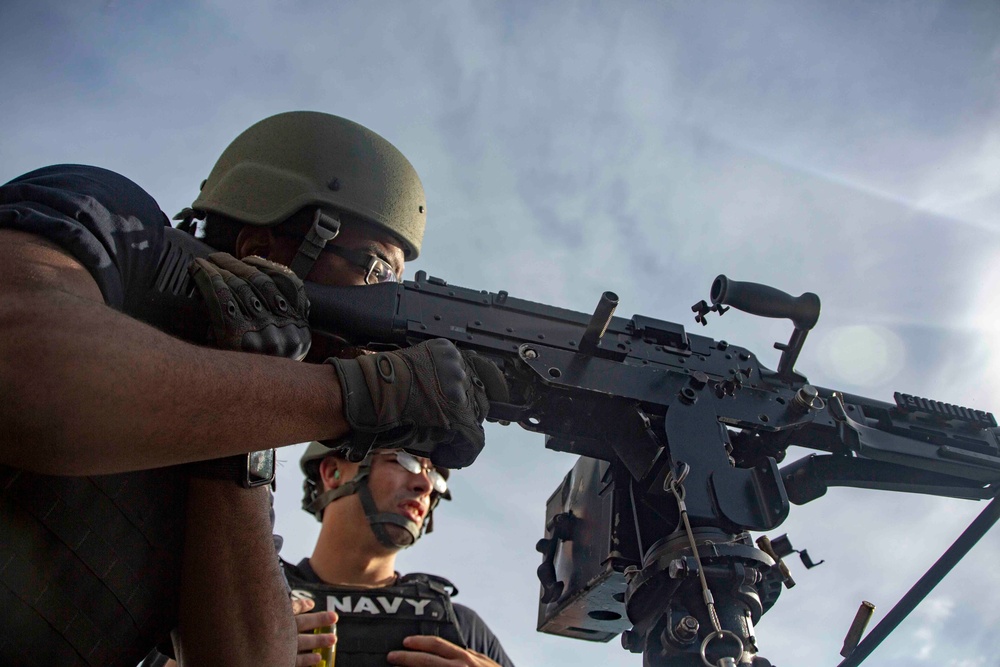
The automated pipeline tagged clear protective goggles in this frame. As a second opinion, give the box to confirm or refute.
[380,450,448,495]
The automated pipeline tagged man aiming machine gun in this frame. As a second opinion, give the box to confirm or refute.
[160,221,999,665]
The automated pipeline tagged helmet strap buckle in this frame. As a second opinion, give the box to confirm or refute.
[289,209,341,279]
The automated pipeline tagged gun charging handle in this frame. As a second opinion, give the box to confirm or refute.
[578,291,619,354]
[711,275,820,381]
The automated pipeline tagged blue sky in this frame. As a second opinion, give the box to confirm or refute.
[4,2,1000,665]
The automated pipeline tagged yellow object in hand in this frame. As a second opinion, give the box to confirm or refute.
[313,624,336,667]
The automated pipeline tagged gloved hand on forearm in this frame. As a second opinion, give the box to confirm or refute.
[186,252,310,484]
[190,252,311,360]
[327,339,508,468]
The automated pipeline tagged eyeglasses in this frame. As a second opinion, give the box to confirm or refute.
[379,450,448,494]
[323,245,400,285]
[274,231,400,285]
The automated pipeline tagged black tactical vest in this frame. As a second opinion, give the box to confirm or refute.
[0,466,188,666]
[0,228,212,666]
[284,560,467,667]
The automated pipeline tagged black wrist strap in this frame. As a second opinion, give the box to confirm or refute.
[327,357,377,430]
[185,451,275,488]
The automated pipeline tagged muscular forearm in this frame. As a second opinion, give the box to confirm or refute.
[0,285,349,473]
[174,480,296,667]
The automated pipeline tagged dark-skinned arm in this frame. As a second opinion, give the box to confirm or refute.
[172,481,297,667]
[0,229,350,475]
[0,230,310,665]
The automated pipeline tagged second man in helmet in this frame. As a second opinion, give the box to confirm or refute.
[292,442,514,666]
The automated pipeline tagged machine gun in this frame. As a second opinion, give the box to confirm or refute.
[153,228,1000,666]
[302,272,1000,667]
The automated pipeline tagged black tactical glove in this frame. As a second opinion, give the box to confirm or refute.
[327,339,507,468]
[189,252,311,359]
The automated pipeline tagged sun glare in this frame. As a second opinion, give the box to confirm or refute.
[817,324,906,388]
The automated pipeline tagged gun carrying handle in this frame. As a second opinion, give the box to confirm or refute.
[712,275,820,381]
[711,275,820,331]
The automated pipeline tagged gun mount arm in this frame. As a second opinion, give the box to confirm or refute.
[781,454,994,504]
[838,494,1000,667]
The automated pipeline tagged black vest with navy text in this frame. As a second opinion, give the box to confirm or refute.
[283,560,467,667]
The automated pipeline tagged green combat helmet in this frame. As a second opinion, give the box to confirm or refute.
[189,111,426,261]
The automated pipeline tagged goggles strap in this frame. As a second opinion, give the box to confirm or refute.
[289,209,341,279]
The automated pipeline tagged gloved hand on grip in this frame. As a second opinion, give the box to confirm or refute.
[189,252,311,360]
[327,339,507,468]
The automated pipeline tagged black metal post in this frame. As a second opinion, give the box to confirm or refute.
[837,494,1000,667]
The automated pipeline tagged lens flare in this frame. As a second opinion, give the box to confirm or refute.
[818,324,905,388]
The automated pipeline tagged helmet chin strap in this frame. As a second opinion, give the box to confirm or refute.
[304,457,436,549]
[356,478,421,549]
[289,209,341,279]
